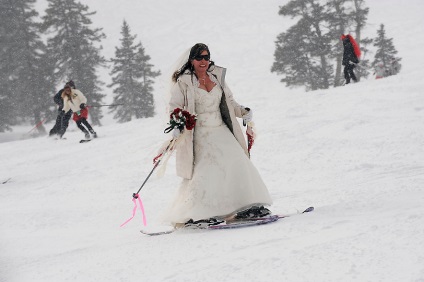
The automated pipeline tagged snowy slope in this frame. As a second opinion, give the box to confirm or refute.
[1,0,424,281]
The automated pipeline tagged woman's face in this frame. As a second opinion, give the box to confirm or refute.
[191,50,210,74]
[64,87,71,95]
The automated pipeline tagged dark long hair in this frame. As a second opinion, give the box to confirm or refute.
[172,43,215,82]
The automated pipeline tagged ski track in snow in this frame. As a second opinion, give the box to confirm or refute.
[1,0,424,281]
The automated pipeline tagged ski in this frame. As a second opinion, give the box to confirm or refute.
[140,229,176,236]
[208,214,279,230]
[230,206,314,222]
[140,207,314,236]
[2,178,12,184]
[139,218,277,236]
[210,206,313,230]
[79,139,92,143]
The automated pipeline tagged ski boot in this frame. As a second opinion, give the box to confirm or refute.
[184,218,225,229]
[234,206,271,220]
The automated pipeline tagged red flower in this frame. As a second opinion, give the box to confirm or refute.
[164,108,197,134]
[171,108,182,117]
[185,115,196,130]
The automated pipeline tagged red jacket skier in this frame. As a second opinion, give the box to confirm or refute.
[341,34,360,84]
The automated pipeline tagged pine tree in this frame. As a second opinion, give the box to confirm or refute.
[41,0,106,125]
[354,37,372,79]
[272,24,318,90]
[351,0,368,44]
[326,0,351,86]
[0,0,54,132]
[109,21,160,122]
[0,0,17,131]
[372,24,401,73]
[272,0,333,91]
[326,0,369,85]
[349,0,369,81]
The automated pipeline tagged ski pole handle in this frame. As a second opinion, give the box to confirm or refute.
[242,107,250,126]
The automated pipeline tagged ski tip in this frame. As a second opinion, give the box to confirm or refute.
[2,178,12,184]
[140,229,176,236]
[303,207,314,213]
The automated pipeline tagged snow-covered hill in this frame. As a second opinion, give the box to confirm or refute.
[1,1,424,281]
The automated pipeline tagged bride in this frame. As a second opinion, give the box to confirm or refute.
[163,43,272,227]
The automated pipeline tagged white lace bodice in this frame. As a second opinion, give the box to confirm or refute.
[194,85,223,127]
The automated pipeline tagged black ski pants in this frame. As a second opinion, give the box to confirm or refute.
[76,118,95,135]
[49,110,72,136]
[344,64,357,84]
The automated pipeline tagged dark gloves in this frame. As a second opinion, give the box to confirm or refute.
[80,103,86,109]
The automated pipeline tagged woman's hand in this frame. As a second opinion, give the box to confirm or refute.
[242,107,253,123]
[172,128,182,139]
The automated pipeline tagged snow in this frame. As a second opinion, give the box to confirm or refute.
[1,0,424,281]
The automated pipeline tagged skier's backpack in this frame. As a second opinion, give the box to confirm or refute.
[346,34,361,59]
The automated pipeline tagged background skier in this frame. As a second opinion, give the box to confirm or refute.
[374,63,385,79]
[61,84,97,140]
[48,80,75,137]
[341,34,361,85]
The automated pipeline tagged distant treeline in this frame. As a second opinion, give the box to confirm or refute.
[0,0,401,133]
[0,0,159,133]
[271,0,401,91]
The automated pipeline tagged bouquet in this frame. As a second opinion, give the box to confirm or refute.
[164,108,197,134]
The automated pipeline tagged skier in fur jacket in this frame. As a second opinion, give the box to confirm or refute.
[341,34,360,84]
[49,80,75,137]
[62,84,97,140]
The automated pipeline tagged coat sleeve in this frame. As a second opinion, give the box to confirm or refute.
[223,82,248,118]
[74,89,87,105]
[169,82,187,113]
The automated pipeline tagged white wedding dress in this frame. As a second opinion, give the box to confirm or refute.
[163,84,272,225]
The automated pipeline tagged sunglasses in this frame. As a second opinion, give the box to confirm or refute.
[194,54,210,61]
